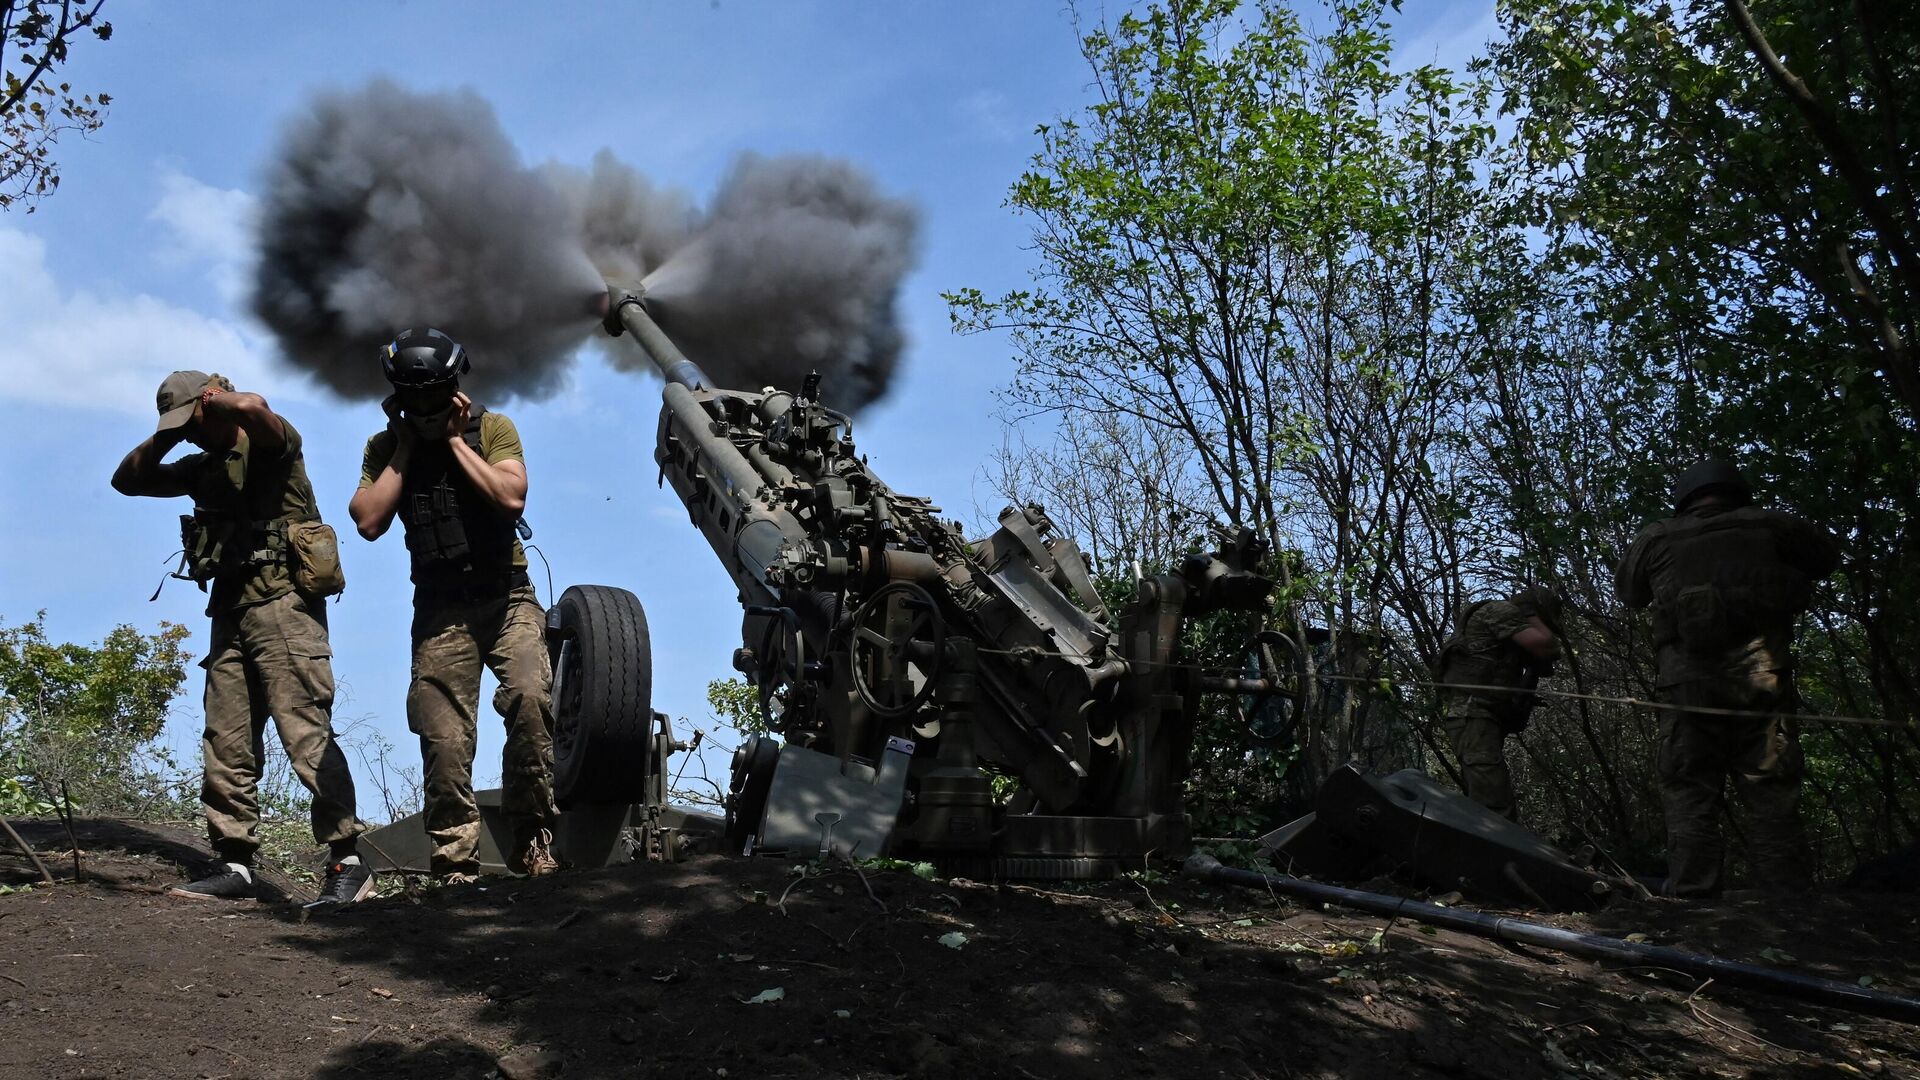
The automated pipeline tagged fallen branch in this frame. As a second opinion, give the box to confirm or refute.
[834,848,890,915]
[0,813,54,885]
[200,1041,254,1063]
[775,872,809,916]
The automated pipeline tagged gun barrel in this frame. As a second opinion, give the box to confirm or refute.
[602,289,713,391]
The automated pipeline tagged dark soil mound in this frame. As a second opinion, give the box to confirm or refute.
[2,819,1915,1078]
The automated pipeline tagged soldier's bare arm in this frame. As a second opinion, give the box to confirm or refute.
[200,390,288,455]
[1510,618,1563,662]
[349,431,412,541]
[111,430,191,497]
[444,394,528,517]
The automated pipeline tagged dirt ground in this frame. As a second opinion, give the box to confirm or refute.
[1,818,1916,1079]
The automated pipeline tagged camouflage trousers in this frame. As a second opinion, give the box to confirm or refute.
[409,584,556,876]
[201,590,362,862]
[1656,672,1810,897]
[1440,714,1517,821]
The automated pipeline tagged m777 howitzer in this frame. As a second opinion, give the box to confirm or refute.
[510,287,1305,880]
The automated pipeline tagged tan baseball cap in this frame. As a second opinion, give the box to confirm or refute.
[153,371,234,432]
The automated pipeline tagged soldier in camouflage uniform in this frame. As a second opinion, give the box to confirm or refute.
[1434,588,1564,821]
[1617,459,1839,897]
[348,330,557,881]
[113,371,371,904]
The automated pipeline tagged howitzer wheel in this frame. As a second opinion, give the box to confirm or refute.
[548,584,654,806]
[725,734,781,854]
[1237,629,1307,748]
[850,581,946,719]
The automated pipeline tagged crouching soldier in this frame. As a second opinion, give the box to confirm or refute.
[347,329,558,882]
[112,371,371,904]
[1434,587,1564,821]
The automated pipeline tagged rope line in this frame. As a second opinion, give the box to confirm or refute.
[969,644,1909,729]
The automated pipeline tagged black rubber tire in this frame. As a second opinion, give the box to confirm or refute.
[549,584,653,806]
[725,734,781,854]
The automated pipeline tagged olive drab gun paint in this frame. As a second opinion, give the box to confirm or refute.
[522,287,1312,880]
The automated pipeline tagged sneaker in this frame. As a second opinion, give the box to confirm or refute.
[313,858,375,906]
[516,829,559,878]
[168,863,257,901]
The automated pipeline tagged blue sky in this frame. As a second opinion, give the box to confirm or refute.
[1,0,1495,814]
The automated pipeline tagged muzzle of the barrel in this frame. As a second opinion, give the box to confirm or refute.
[597,286,714,391]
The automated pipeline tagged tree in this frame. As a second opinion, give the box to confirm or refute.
[2,0,111,211]
[948,0,1513,801]
[0,613,193,816]
[1492,0,1920,865]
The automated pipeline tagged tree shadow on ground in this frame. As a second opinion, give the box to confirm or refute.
[276,855,1553,1080]
[6,820,1917,1078]
[267,849,1920,1079]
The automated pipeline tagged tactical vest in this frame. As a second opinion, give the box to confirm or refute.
[177,508,309,585]
[1648,510,1811,654]
[401,406,518,582]
[1434,600,1536,730]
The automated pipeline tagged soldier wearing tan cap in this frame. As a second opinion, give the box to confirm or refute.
[112,371,372,905]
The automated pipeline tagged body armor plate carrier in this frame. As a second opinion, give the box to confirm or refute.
[1649,510,1810,654]
[401,405,529,584]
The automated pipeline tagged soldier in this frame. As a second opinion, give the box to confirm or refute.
[347,329,558,882]
[112,371,372,904]
[1616,458,1839,897]
[1434,587,1564,820]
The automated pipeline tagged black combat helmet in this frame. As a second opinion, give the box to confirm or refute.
[1515,585,1563,626]
[381,327,470,388]
[1672,457,1752,513]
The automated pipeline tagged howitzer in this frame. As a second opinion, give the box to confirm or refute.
[563,288,1306,878]
[368,288,1306,880]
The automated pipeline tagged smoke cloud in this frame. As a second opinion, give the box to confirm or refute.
[635,154,916,409]
[251,81,918,410]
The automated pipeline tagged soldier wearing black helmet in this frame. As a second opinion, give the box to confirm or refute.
[348,329,558,881]
[1616,458,1840,897]
[1434,586,1564,820]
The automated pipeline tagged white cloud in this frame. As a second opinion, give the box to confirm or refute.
[148,167,258,305]
[955,89,1021,142]
[0,226,277,416]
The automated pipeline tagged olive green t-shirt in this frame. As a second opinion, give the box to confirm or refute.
[166,419,320,612]
[357,410,528,569]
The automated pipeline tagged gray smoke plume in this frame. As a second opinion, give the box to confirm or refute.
[549,150,697,292]
[252,81,919,410]
[251,80,604,400]
[631,154,919,410]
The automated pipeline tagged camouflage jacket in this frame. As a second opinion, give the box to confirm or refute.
[1435,599,1544,728]
[1615,504,1839,687]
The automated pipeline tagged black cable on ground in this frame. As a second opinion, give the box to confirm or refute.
[1185,853,1920,1025]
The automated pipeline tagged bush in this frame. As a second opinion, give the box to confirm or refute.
[0,613,198,819]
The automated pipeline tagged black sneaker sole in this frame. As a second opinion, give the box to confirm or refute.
[309,875,377,908]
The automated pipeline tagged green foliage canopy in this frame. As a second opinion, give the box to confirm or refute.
[1,0,112,211]
[0,613,192,816]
